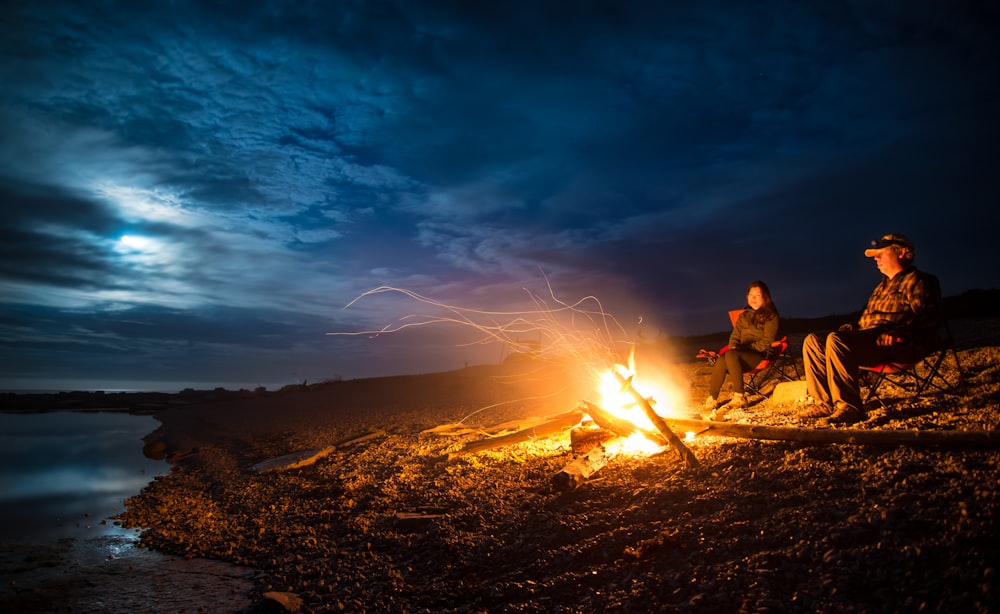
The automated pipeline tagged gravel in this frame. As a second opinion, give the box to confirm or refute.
[109,333,1000,613]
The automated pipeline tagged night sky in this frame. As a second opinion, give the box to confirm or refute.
[1,1,998,391]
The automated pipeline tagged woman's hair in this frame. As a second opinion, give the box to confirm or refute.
[747,280,779,327]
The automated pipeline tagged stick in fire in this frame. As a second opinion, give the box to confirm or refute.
[613,370,699,468]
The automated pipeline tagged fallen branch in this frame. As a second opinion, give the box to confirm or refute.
[424,415,560,437]
[613,371,699,468]
[249,430,386,473]
[660,418,1000,448]
[394,511,446,532]
[449,409,585,458]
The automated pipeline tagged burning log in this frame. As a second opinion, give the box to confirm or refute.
[552,443,611,492]
[450,409,585,458]
[570,423,617,453]
[660,418,1000,448]
[613,371,699,468]
[581,400,668,447]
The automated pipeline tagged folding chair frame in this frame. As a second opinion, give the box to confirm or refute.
[744,338,801,397]
[861,320,967,406]
[697,309,800,399]
[709,336,800,399]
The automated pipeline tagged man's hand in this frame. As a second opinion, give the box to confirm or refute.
[876,333,902,347]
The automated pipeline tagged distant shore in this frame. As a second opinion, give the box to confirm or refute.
[0,385,282,413]
[4,309,999,416]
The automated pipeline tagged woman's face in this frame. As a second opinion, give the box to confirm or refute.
[747,287,764,310]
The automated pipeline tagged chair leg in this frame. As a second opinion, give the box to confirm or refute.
[744,355,796,398]
[863,345,966,407]
[916,346,966,397]
[913,351,947,396]
[779,353,801,382]
[949,348,968,395]
[862,369,887,406]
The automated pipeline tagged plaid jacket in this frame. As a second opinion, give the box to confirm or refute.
[857,266,942,340]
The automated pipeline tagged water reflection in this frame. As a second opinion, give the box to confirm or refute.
[0,411,167,544]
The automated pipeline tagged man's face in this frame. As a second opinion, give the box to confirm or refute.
[873,246,905,277]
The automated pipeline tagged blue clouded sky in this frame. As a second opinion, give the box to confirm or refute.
[1,0,997,391]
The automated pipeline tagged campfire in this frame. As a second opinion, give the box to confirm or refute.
[440,350,700,493]
[328,282,703,485]
[320,282,999,493]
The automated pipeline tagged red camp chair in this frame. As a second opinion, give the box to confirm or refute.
[859,274,966,406]
[861,315,966,406]
[697,309,800,398]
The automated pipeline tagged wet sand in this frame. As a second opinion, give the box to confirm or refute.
[1,535,255,612]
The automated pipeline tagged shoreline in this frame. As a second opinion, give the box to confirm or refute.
[0,410,258,613]
[3,319,999,611]
[117,345,998,611]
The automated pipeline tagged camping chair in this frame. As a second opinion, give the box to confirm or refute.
[860,274,967,405]
[697,309,800,398]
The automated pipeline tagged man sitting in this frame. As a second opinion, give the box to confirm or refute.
[800,233,942,425]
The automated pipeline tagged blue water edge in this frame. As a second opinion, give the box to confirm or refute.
[0,410,168,545]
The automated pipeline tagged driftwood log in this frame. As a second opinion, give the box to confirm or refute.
[394,511,446,532]
[450,409,585,458]
[249,430,386,473]
[660,418,1000,447]
[552,443,611,492]
[613,371,699,468]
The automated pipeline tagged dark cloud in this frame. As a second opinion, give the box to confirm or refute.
[0,0,997,389]
[0,183,123,286]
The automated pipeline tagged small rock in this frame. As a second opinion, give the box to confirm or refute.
[771,380,808,404]
[262,591,304,612]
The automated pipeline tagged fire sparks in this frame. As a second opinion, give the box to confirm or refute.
[329,279,632,370]
[333,279,697,459]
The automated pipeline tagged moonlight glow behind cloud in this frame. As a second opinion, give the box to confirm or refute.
[1,0,997,390]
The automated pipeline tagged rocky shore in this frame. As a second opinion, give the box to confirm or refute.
[3,317,999,613]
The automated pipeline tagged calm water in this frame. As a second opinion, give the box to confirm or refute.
[0,410,168,544]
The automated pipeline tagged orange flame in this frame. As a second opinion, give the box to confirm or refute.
[591,350,692,455]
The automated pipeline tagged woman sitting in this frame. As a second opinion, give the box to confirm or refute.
[704,280,780,420]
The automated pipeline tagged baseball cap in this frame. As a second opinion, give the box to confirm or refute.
[864,233,914,257]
